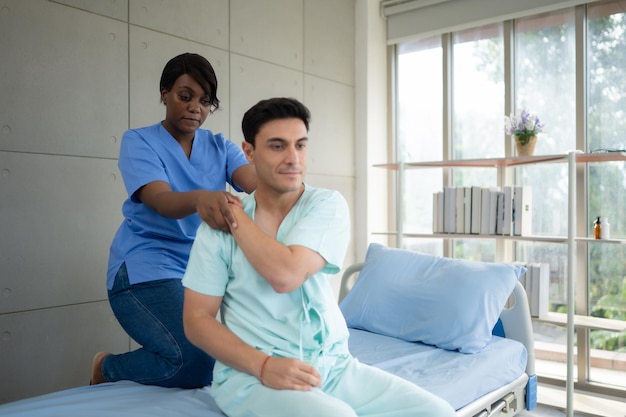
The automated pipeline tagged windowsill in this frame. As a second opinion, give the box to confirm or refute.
[534,312,626,333]
[535,341,626,373]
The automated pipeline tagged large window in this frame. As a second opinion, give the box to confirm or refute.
[393,0,626,396]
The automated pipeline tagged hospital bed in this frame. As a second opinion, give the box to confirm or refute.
[0,243,537,417]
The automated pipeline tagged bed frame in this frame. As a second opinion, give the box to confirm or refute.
[339,262,537,417]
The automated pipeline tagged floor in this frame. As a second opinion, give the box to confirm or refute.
[517,405,589,417]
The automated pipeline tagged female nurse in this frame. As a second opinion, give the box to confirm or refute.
[90,52,257,388]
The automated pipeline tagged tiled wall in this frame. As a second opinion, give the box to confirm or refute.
[0,0,356,402]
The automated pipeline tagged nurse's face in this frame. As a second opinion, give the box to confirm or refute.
[160,74,212,142]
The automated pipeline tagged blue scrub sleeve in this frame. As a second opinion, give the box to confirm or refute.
[118,130,169,202]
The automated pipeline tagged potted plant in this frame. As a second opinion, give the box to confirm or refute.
[504,109,544,156]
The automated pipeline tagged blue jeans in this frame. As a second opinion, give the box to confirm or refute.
[103,263,214,388]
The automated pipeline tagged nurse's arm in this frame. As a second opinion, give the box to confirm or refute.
[137,180,241,231]
[182,288,321,390]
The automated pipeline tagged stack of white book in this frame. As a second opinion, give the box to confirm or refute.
[516,262,550,318]
[432,185,532,236]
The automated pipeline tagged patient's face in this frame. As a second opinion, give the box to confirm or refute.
[245,117,308,195]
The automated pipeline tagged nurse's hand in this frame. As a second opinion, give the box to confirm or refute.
[196,191,243,232]
[259,357,321,391]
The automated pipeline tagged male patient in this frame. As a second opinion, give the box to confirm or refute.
[182,97,456,417]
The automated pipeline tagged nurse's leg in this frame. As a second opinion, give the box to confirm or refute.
[102,263,214,388]
[326,358,457,417]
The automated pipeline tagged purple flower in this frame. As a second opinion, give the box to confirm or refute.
[504,109,543,143]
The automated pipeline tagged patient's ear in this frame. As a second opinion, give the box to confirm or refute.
[242,141,255,164]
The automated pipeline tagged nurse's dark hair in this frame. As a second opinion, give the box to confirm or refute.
[241,97,310,146]
[159,52,220,111]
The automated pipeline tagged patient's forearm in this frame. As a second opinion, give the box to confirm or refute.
[184,305,265,378]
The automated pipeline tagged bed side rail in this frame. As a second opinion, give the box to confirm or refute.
[500,282,535,376]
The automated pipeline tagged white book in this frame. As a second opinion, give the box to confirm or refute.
[495,192,505,235]
[463,187,472,234]
[501,186,514,236]
[433,192,439,233]
[444,187,456,233]
[489,188,501,235]
[535,263,550,317]
[433,191,444,233]
[513,186,533,236]
[479,187,491,235]
[437,191,444,233]
[470,186,482,234]
[528,263,539,316]
[456,187,465,234]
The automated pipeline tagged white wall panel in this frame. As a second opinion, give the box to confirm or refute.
[229,54,304,144]
[0,152,125,314]
[129,0,229,50]
[304,0,355,86]
[50,0,128,21]
[304,75,355,177]
[0,301,128,403]
[0,0,128,158]
[230,0,304,71]
[129,26,231,137]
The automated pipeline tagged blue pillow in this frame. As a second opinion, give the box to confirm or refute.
[339,243,525,353]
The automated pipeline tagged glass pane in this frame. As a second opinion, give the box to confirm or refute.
[397,37,443,162]
[515,163,568,237]
[587,0,626,152]
[397,38,443,243]
[452,25,504,159]
[517,242,568,310]
[535,325,578,381]
[403,169,442,233]
[453,239,495,262]
[515,10,576,155]
[587,0,626,388]
[403,237,443,256]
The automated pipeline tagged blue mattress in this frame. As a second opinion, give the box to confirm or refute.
[348,328,528,410]
[0,381,224,417]
[0,330,527,416]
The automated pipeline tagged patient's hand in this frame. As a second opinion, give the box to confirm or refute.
[260,357,321,391]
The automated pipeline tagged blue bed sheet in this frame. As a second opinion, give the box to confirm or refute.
[348,328,528,410]
[0,381,224,417]
[0,330,527,416]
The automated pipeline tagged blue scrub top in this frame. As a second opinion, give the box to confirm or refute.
[107,122,249,289]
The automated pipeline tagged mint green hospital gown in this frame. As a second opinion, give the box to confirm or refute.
[182,184,456,417]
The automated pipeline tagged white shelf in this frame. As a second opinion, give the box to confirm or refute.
[374,233,626,244]
[373,151,626,170]
[373,232,568,243]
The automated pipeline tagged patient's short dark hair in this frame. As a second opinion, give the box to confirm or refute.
[241,98,310,146]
